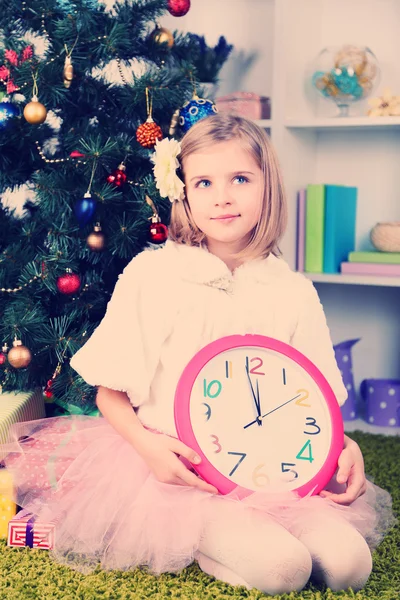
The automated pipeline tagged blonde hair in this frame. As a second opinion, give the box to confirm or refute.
[168,113,288,261]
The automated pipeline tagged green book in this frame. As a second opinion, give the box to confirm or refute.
[348,251,400,264]
[305,184,325,273]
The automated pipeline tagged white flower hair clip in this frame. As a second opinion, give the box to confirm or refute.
[151,137,185,203]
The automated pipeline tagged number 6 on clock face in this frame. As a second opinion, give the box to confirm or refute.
[174,334,344,498]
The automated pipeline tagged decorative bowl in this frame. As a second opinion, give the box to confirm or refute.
[370,222,400,253]
[311,45,381,116]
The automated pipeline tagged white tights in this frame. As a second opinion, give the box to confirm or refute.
[197,501,372,595]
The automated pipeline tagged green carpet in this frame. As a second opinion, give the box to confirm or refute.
[0,431,399,600]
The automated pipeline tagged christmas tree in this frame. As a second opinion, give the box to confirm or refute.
[0,0,228,413]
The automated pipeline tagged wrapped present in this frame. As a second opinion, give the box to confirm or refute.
[8,509,55,549]
[0,389,46,461]
[215,92,271,120]
[0,469,16,538]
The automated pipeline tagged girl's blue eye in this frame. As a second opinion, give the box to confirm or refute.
[196,179,211,188]
[233,175,249,184]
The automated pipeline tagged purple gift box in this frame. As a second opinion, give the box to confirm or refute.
[333,339,360,421]
[360,379,400,427]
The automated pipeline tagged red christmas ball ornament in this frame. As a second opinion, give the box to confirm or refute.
[149,215,168,244]
[56,270,81,295]
[136,117,163,149]
[44,379,54,399]
[167,0,191,16]
[0,352,6,365]
[106,163,127,187]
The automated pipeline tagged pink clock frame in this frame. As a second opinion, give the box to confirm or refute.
[174,334,344,498]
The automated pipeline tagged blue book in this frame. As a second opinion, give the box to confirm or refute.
[323,185,357,273]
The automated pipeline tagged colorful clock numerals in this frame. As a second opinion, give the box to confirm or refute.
[281,462,299,480]
[203,378,222,398]
[296,439,314,463]
[227,451,247,476]
[252,463,270,487]
[210,434,222,453]
[227,454,270,488]
[225,360,233,378]
[304,416,321,435]
[202,402,212,421]
[295,389,311,407]
[245,356,265,376]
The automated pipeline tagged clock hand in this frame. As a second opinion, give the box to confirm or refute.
[245,365,262,425]
[255,379,263,427]
[261,393,302,419]
[243,392,302,429]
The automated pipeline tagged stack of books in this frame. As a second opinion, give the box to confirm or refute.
[297,184,357,274]
[341,252,400,276]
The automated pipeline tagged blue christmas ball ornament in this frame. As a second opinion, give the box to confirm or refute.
[0,101,19,128]
[179,95,217,132]
[73,193,97,228]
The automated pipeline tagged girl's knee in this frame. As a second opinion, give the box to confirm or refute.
[257,536,312,595]
[314,535,373,592]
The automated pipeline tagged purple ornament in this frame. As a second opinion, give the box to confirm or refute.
[360,379,400,427]
[333,338,360,421]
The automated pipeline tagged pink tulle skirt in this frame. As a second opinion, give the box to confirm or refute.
[2,416,396,575]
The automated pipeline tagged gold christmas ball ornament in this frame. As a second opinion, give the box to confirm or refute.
[86,223,106,252]
[7,339,32,369]
[23,96,47,124]
[151,27,174,48]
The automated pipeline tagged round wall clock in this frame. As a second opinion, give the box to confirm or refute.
[174,334,344,497]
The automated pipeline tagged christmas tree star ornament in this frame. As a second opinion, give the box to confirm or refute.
[136,87,163,148]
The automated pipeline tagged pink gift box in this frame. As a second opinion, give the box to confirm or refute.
[216,92,271,119]
[7,509,56,549]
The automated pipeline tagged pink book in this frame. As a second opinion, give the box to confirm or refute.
[296,189,306,272]
[341,262,400,276]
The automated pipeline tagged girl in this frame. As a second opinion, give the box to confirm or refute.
[4,114,395,595]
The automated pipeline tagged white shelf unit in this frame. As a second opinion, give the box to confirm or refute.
[268,0,400,437]
[285,116,400,130]
[304,273,400,288]
[162,0,400,434]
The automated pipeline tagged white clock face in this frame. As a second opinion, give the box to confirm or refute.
[189,346,333,492]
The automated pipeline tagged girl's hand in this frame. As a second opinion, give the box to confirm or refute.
[320,435,367,505]
[137,431,218,494]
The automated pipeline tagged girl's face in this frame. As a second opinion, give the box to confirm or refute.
[183,140,264,254]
